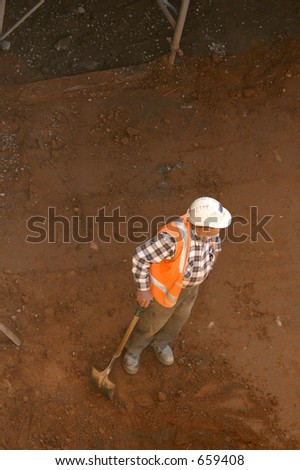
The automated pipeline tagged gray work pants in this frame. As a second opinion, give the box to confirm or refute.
[126,285,199,354]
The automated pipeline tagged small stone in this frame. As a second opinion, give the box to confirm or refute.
[126,127,140,137]
[0,40,11,52]
[176,389,186,398]
[134,392,154,407]
[120,137,129,145]
[243,88,256,98]
[156,163,171,175]
[54,36,72,51]
[158,391,167,402]
[23,396,29,403]
[274,150,282,162]
[90,242,98,251]
[79,59,99,71]
[78,6,86,14]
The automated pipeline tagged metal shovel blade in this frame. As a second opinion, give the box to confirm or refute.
[91,306,143,400]
[91,366,116,401]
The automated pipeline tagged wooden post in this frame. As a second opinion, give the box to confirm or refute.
[168,0,190,66]
[0,0,6,36]
[0,0,45,41]
[156,0,176,29]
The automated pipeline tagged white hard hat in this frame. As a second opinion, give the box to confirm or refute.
[187,197,232,228]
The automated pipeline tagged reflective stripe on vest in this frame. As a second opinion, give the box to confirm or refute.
[149,274,177,305]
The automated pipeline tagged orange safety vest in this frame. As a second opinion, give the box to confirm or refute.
[149,214,191,308]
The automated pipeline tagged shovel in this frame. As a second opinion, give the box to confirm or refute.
[0,322,22,346]
[91,305,144,400]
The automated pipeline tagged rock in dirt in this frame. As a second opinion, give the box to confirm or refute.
[243,88,256,98]
[156,163,172,175]
[21,295,29,305]
[54,37,72,51]
[120,137,129,145]
[158,391,167,402]
[79,59,100,71]
[0,40,11,52]
[126,127,140,137]
[177,357,185,365]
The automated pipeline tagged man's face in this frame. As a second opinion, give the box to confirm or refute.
[195,226,220,238]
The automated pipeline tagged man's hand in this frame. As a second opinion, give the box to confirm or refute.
[136,289,153,309]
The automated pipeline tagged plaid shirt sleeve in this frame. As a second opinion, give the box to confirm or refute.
[132,232,176,291]
[209,234,222,264]
[212,234,222,252]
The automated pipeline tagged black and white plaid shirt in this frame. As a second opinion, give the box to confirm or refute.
[132,226,222,291]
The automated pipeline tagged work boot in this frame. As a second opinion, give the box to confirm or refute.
[123,351,140,375]
[152,342,174,366]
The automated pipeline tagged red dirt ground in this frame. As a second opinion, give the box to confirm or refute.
[0,2,300,451]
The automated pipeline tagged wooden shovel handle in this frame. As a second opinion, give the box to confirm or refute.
[0,322,22,346]
[113,306,144,359]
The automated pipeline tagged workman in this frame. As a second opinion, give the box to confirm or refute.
[123,196,232,375]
